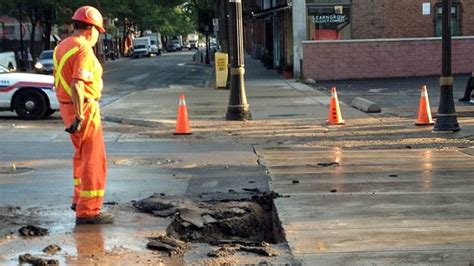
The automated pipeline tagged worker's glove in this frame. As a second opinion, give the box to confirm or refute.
[65,118,82,134]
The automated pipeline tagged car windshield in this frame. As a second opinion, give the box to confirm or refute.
[39,51,53,60]
[135,45,146,49]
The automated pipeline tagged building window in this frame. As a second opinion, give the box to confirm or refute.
[435,3,461,36]
[307,2,351,40]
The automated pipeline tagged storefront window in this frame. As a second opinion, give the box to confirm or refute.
[306,0,351,40]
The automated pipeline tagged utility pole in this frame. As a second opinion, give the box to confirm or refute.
[433,0,460,132]
[226,0,251,121]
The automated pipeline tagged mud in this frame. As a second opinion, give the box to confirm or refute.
[146,235,190,256]
[133,194,194,218]
[19,225,48,237]
[42,244,61,254]
[208,242,279,258]
[239,245,279,257]
[207,247,236,257]
[0,206,46,238]
[18,253,59,265]
[135,192,284,258]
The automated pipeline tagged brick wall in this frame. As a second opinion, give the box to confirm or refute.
[302,37,474,80]
[352,0,474,38]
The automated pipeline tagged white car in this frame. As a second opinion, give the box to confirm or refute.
[0,65,59,119]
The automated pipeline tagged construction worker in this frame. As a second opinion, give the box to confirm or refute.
[53,6,113,224]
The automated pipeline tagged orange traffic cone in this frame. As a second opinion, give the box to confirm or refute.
[174,94,192,135]
[415,85,434,126]
[327,87,345,125]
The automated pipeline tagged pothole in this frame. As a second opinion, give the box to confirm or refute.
[133,192,285,257]
[114,158,179,167]
[0,166,34,175]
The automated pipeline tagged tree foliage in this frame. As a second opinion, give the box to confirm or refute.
[0,0,218,51]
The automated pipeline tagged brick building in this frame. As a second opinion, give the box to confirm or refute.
[244,0,474,80]
[351,0,474,39]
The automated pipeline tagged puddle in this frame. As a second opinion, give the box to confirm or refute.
[0,166,34,175]
[114,158,179,167]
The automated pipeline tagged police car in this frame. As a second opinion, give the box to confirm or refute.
[0,65,59,120]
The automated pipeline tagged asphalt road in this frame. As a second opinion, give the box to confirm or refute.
[102,51,212,103]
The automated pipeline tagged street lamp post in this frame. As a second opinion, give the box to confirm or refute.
[433,0,460,131]
[226,0,251,121]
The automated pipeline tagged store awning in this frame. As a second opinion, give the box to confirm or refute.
[251,3,292,18]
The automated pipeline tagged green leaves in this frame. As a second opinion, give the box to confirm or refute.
[0,0,217,38]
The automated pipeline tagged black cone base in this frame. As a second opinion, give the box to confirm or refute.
[433,115,460,132]
[226,106,252,121]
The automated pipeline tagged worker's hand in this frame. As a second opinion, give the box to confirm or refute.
[65,118,82,134]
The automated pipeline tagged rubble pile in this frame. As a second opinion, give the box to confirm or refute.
[134,192,282,258]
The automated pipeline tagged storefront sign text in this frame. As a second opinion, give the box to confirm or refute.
[313,14,346,24]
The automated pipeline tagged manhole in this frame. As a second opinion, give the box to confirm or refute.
[0,166,33,175]
[114,158,179,167]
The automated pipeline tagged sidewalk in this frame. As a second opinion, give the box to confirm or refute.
[102,55,369,124]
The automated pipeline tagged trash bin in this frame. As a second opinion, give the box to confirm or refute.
[214,52,228,89]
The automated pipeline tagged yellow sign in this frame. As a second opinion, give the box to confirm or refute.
[214,52,228,89]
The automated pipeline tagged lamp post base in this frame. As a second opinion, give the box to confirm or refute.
[226,105,252,121]
[433,114,460,132]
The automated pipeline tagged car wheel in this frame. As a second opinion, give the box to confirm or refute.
[13,89,48,120]
[45,108,56,117]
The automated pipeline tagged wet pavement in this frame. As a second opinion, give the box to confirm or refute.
[255,146,474,264]
[2,52,474,264]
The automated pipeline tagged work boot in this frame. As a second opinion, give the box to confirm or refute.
[70,204,76,211]
[75,213,114,225]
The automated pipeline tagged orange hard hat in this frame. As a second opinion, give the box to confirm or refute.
[72,6,105,33]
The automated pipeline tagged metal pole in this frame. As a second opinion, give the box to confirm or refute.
[225,1,231,90]
[205,33,210,64]
[433,0,460,131]
[226,0,251,121]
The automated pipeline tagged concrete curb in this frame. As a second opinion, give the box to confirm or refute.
[351,97,382,113]
[104,115,171,128]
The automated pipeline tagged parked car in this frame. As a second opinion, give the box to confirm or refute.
[0,51,17,72]
[167,39,182,52]
[34,50,54,74]
[0,65,58,119]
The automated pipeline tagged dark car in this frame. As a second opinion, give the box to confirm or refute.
[34,50,54,74]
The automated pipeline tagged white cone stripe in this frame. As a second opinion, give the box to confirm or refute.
[421,88,428,97]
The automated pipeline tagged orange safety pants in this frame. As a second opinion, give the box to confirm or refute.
[59,101,107,218]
